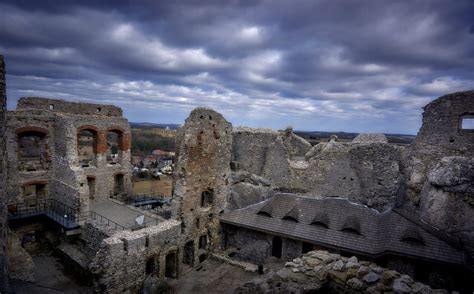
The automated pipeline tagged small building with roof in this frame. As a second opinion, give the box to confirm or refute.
[220,194,467,286]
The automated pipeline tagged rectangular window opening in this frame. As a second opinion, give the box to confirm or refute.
[461,117,474,130]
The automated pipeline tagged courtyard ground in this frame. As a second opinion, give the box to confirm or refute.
[165,256,285,294]
[10,254,92,294]
[133,175,173,197]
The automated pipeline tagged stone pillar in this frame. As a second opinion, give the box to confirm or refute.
[173,108,232,251]
[0,55,10,292]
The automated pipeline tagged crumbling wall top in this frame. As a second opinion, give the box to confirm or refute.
[352,133,388,144]
[17,97,123,117]
[233,126,279,134]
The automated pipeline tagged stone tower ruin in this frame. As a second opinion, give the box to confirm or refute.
[174,108,232,255]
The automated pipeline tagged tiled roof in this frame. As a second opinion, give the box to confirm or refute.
[220,194,465,265]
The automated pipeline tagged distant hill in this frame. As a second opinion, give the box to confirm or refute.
[294,130,416,145]
[130,122,180,129]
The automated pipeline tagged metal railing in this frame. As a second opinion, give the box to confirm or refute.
[8,198,130,231]
[87,210,127,230]
[8,198,81,229]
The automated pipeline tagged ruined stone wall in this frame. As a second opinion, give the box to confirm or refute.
[90,220,184,292]
[0,55,9,292]
[17,97,122,117]
[5,98,132,214]
[404,91,474,258]
[174,108,232,251]
[230,130,402,212]
[405,91,474,206]
[224,225,306,264]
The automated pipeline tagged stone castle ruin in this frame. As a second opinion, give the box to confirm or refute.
[0,56,473,292]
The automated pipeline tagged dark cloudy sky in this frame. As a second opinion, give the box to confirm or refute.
[1,0,473,134]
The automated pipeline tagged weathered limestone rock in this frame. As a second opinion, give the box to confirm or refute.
[419,156,474,255]
[235,250,442,293]
[231,126,402,212]
[405,90,474,206]
[353,133,389,144]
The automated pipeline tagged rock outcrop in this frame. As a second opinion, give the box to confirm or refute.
[420,156,474,255]
[236,250,443,293]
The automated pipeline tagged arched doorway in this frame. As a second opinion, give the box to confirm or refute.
[87,176,96,200]
[183,241,194,266]
[272,236,282,258]
[113,174,125,196]
[165,252,177,278]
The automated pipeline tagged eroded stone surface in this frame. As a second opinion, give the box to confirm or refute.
[235,250,440,293]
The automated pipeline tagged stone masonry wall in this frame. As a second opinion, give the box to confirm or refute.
[17,97,122,117]
[405,90,474,205]
[0,55,9,292]
[404,91,474,260]
[90,220,184,292]
[5,98,132,215]
[174,108,232,251]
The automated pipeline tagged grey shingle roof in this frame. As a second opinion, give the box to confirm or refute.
[220,194,465,265]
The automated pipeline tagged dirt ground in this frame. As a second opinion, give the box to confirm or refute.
[132,175,173,196]
[165,257,284,294]
[11,254,93,294]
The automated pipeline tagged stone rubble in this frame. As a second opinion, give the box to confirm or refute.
[236,250,446,293]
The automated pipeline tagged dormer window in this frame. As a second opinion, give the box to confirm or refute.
[341,216,362,235]
[282,206,299,223]
[282,215,298,222]
[257,202,273,217]
[257,211,272,217]
[310,213,329,228]
[401,228,425,246]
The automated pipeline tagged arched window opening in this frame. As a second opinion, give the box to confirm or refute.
[17,130,48,171]
[114,174,125,196]
[201,190,213,207]
[199,235,207,249]
[107,130,123,164]
[165,252,177,278]
[78,128,98,167]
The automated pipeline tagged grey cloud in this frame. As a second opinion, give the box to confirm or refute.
[1,0,473,134]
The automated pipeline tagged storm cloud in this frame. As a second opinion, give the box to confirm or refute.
[1,0,473,133]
